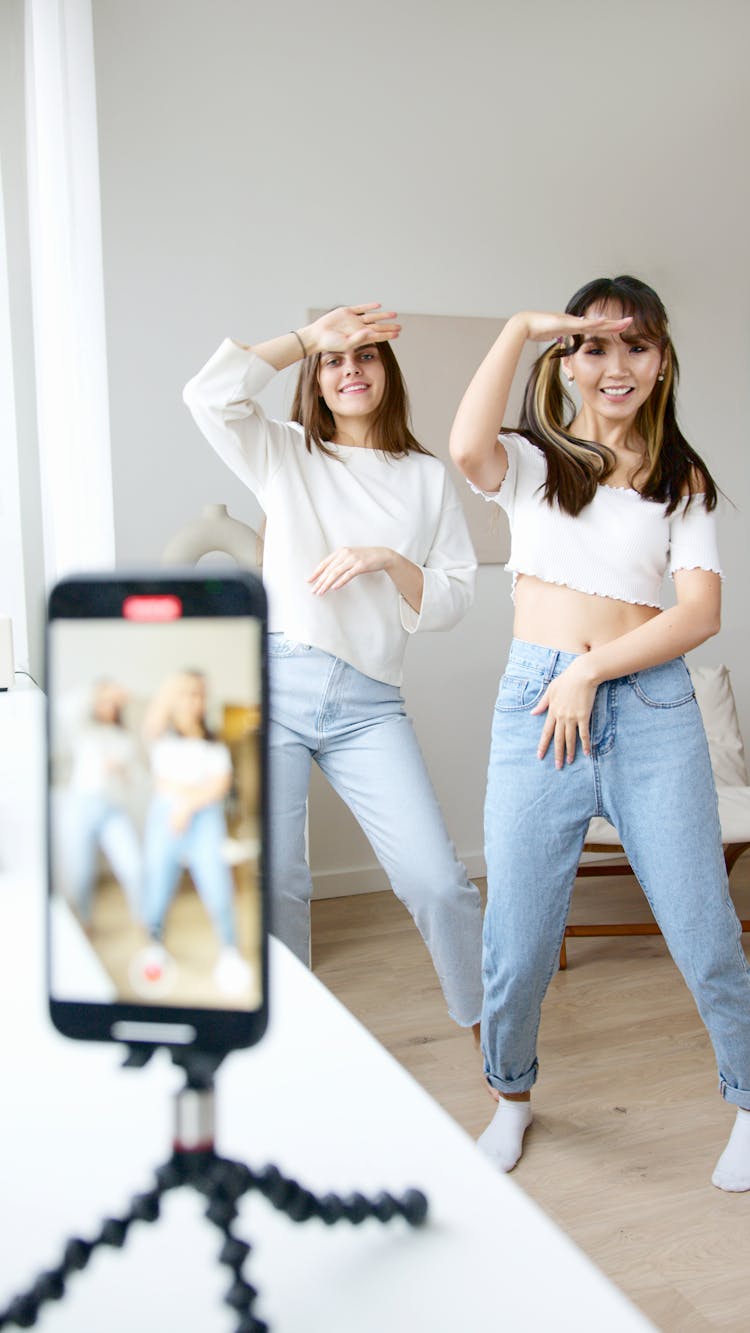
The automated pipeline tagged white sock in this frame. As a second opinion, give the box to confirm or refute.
[214,946,252,997]
[476,1098,533,1172]
[712,1108,750,1192]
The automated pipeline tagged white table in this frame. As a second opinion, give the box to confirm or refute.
[0,686,656,1332]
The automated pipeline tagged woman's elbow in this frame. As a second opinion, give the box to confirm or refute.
[448,570,476,622]
[692,603,721,644]
[448,433,473,476]
[702,583,722,640]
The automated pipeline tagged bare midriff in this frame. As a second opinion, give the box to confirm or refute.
[512,574,661,654]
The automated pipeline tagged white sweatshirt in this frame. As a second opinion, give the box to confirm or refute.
[183,340,476,685]
[70,724,140,804]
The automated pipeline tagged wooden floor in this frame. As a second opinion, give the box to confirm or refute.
[311,857,750,1333]
[83,866,262,1008]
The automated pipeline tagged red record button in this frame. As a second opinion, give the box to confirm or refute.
[122,595,183,622]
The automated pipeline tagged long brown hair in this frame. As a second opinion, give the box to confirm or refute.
[289,341,430,458]
[512,275,718,516]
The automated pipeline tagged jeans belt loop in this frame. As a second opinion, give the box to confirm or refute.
[544,649,560,686]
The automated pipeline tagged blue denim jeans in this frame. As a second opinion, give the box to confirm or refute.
[268,635,483,1026]
[483,639,750,1107]
[65,793,142,922]
[142,796,237,946]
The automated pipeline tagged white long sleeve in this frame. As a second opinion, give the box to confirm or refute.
[184,340,476,685]
[183,338,291,495]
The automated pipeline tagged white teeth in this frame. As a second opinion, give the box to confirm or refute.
[340,383,368,393]
[603,387,632,396]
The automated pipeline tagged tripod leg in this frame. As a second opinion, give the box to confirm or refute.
[182,1152,268,1333]
[253,1162,428,1228]
[0,1176,168,1329]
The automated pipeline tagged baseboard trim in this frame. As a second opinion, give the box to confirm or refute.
[311,852,487,900]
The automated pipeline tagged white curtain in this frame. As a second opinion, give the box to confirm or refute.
[25,0,115,584]
[0,161,29,670]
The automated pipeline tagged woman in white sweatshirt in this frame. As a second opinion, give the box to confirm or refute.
[183,304,483,1030]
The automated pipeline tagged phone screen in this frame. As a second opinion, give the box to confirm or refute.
[47,575,267,1051]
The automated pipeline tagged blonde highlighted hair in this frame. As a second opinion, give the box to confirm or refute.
[512,276,718,516]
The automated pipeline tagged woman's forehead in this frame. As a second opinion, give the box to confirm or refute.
[583,298,662,342]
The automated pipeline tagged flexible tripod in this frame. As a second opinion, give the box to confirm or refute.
[0,1046,428,1332]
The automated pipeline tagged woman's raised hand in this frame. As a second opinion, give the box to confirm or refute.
[514,310,633,344]
[303,304,401,356]
[248,305,400,376]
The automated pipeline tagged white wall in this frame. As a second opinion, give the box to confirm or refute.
[52,618,262,703]
[90,0,750,892]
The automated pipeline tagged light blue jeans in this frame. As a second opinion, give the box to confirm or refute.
[66,793,142,922]
[483,639,750,1107]
[268,635,483,1027]
[142,796,236,946]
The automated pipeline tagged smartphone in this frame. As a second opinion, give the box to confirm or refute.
[46,571,268,1055]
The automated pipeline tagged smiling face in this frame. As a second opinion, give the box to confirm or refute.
[564,300,665,424]
[316,344,386,423]
[92,680,128,725]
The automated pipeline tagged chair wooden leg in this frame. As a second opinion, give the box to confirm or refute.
[725,843,750,875]
[559,935,567,970]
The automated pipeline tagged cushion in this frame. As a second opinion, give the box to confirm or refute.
[691,665,749,787]
[584,665,750,851]
[715,786,750,844]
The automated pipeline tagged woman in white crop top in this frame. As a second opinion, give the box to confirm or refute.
[133,670,252,1000]
[451,275,750,1190]
[183,305,483,1031]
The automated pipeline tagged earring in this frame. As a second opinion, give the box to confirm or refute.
[657,373,665,382]
[567,375,575,383]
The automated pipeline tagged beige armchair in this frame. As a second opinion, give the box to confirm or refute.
[560,665,750,969]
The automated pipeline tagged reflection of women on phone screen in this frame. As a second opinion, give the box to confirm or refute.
[184,305,484,1035]
[136,671,250,997]
[65,680,142,924]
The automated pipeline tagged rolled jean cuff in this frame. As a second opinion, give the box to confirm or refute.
[452,1012,482,1029]
[720,1078,750,1110]
[484,1060,538,1095]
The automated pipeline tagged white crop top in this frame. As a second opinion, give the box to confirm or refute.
[472,432,723,607]
[151,734,232,788]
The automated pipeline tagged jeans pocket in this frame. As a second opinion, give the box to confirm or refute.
[628,657,695,708]
[495,670,547,712]
[267,633,311,659]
